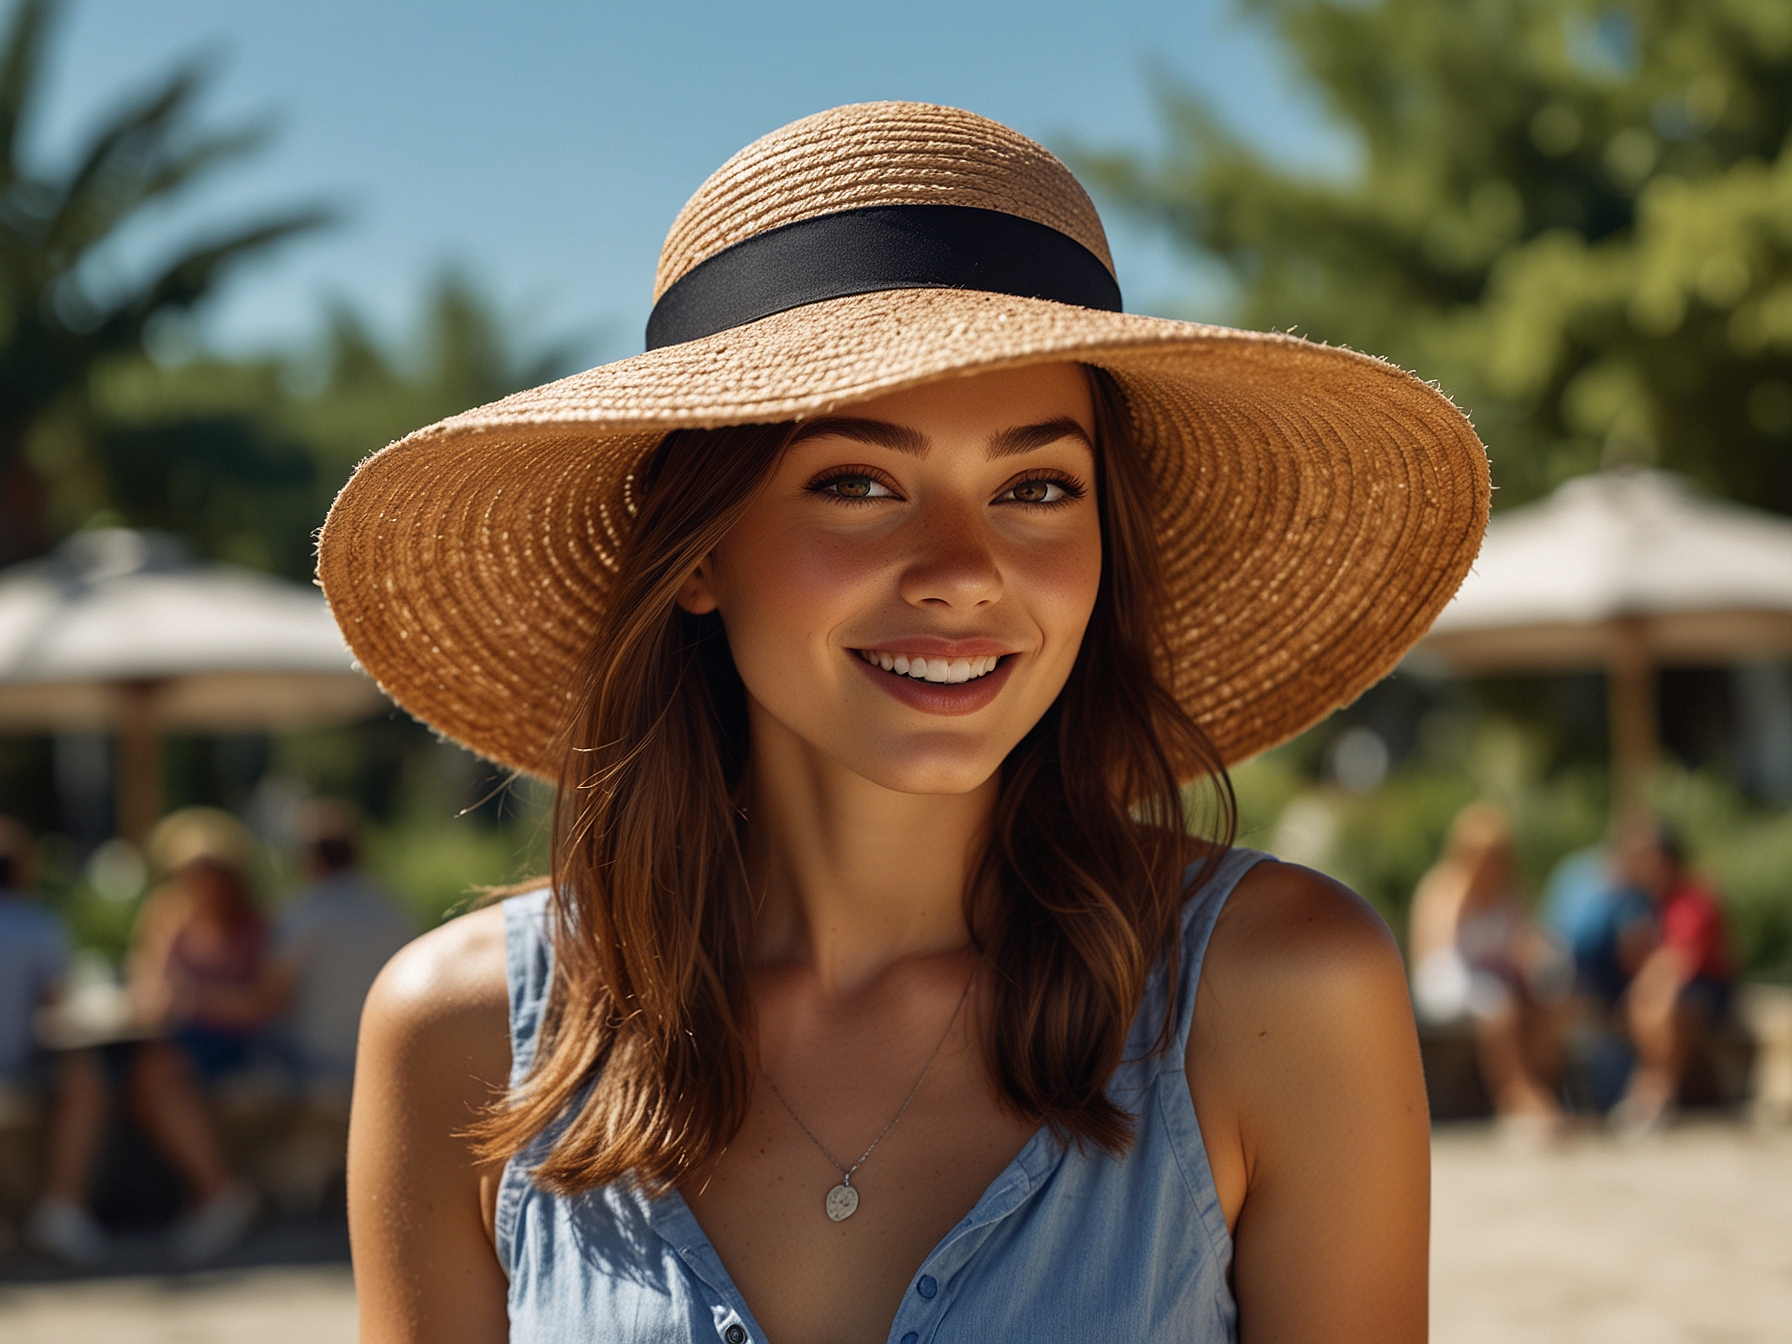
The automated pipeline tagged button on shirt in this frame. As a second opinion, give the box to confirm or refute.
[496,849,1267,1343]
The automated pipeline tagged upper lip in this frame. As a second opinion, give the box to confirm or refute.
[849,637,1021,658]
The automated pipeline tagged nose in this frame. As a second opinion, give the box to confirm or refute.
[897,502,1003,609]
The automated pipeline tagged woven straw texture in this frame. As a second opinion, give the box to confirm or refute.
[319,103,1490,780]
[654,103,1114,300]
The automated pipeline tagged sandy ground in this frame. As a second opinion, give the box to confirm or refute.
[1,1123,1788,1341]
[1430,1121,1792,1343]
[0,1262,356,1342]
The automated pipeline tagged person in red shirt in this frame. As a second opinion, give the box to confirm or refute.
[1613,819,1735,1133]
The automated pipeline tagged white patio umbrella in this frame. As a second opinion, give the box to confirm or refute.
[0,529,386,841]
[1416,468,1792,811]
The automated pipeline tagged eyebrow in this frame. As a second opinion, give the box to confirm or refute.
[787,417,929,455]
[987,416,1093,458]
[787,414,1092,459]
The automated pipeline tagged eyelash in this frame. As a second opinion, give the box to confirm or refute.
[804,469,1087,509]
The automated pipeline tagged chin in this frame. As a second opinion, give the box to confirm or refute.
[839,736,1010,796]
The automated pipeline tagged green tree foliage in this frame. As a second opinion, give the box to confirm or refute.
[280,269,585,495]
[0,4,583,930]
[0,0,330,563]
[1087,0,1792,511]
[85,268,584,578]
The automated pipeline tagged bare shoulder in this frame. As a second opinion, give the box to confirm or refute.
[1202,857,1408,1011]
[365,906,512,1053]
[1188,860,1430,1341]
[351,903,515,1343]
[356,900,512,1141]
[1186,858,1424,1203]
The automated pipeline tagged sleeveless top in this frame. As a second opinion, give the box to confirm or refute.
[497,847,1268,1343]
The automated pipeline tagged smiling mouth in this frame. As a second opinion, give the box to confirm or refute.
[855,649,1005,684]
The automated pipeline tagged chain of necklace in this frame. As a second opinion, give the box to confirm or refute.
[761,968,976,1222]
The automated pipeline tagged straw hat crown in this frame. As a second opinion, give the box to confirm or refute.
[653,102,1115,302]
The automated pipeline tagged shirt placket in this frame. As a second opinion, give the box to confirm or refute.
[642,1191,767,1344]
[886,1130,1065,1344]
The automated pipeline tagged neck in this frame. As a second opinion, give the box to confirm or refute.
[743,701,994,995]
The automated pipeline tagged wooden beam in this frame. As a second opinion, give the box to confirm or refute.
[1606,617,1658,819]
[114,680,163,846]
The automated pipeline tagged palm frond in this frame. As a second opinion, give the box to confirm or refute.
[48,114,272,258]
[51,59,210,215]
[82,205,335,352]
[0,0,56,190]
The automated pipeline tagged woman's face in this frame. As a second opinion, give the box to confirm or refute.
[680,363,1102,795]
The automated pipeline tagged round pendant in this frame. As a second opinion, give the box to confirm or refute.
[824,1182,860,1221]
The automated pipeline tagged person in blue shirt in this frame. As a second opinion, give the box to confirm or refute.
[0,817,109,1266]
[266,800,414,1091]
[1541,843,1655,1010]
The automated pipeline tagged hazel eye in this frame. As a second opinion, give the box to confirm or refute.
[812,473,897,501]
[1003,477,1074,505]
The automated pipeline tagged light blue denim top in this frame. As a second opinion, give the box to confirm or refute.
[496,846,1267,1344]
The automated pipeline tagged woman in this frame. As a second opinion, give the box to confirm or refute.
[128,841,268,1260]
[333,104,1487,1343]
[131,856,269,1071]
[1410,802,1567,1134]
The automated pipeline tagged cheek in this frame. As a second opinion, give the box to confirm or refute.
[711,516,882,655]
[1017,526,1103,647]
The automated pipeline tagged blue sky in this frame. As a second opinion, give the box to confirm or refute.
[32,0,1352,366]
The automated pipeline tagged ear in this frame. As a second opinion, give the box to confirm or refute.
[675,556,720,615]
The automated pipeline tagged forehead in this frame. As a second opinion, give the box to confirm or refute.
[825,363,1093,438]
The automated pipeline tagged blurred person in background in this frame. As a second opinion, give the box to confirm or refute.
[0,817,110,1266]
[266,800,414,1093]
[1610,820,1736,1135]
[1541,841,1656,1016]
[1410,802,1568,1135]
[125,809,268,1262]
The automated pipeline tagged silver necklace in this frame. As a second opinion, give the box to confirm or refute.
[761,969,976,1222]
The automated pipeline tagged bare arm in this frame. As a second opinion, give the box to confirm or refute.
[1405,866,1463,963]
[126,887,186,1027]
[349,904,512,1344]
[1189,861,1430,1344]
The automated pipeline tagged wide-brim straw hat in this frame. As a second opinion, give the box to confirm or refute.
[319,102,1489,779]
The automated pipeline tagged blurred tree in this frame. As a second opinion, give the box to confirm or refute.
[0,4,586,928]
[282,266,585,494]
[87,266,585,577]
[0,0,329,563]
[1086,0,1792,511]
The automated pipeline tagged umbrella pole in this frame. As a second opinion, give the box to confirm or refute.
[1607,618,1658,819]
[115,680,163,846]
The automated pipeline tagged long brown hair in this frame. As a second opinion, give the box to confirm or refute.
[473,367,1234,1192]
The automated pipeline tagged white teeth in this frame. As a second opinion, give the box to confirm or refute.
[859,649,1004,682]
